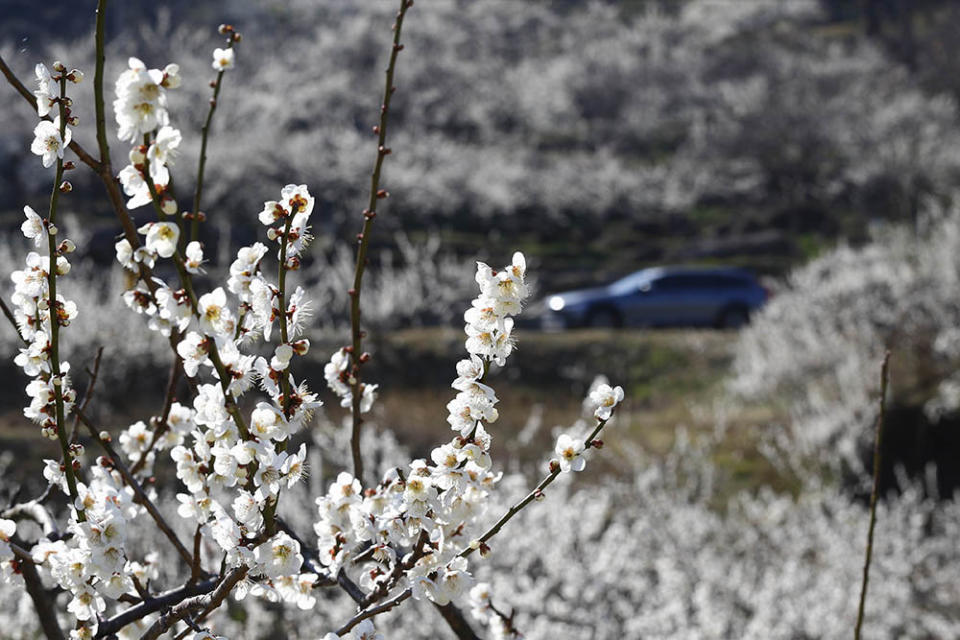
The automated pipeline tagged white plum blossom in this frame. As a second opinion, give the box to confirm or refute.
[197,287,236,337]
[184,241,205,274]
[33,63,54,116]
[146,125,182,184]
[589,384,624,421]
[212,47,235,71]
[554,434,586,473]
[0,520,16,562]
[113,57,175,142]
[31,117,71,168]
[255,532,303,578]
[352,620,383,640]
[114,239,137,271]
[118,160,152,209]
[140,221,180,259]
[21,206,45,247]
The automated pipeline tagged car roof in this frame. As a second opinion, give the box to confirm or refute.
[636,265,755,279]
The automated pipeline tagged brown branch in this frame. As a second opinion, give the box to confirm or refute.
[67,346,104,448]
[138,567,248,640]
[336,588,412,636]
[95,575,222,638]
[16,542,66,640]
[854,351,891,640]
[348,0,415,484]
[433,602,481,640]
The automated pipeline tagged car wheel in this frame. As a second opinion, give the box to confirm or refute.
[586,307,622,328]
[717,305,749,329]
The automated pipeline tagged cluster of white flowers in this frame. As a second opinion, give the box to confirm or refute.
[114,57,182,211]
[30,62,80,167]
[309,253,536,639]
[113,57,180,143]
[324,347,377,413]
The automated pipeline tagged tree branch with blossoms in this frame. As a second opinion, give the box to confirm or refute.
[0,3,630,639]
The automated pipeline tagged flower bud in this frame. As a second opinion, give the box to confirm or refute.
[63,160,76,170]
[67,116,79,126]
[267,228,279,241]
[99,431,111,442]
[59,180,72,193]
[47,224,58,236]
[52,61,66,72]
[292,339,310,356]
[161,198,177,215]
[68,69,84,83]
[548,459,560,474]
[59,239,76,254]
[469,539,480,550]
[56,261,70,276]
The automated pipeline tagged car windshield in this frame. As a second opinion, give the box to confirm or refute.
[608,270,654,295]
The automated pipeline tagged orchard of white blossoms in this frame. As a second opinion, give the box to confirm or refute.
[0,3,623,640]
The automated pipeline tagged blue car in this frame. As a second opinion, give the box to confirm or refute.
[540,266,769,329]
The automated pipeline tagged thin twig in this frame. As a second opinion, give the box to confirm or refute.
[459,413,612,561]
[130,357,184,476]
[347,0,415,484]
[67,346,104,448]
[94,0,111,169]
[191,35,236,243]
[336,588,412,636]
[0,296,26,346]
[854,351,891,640]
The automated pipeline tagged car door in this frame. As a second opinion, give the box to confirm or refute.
[617,275,683,326]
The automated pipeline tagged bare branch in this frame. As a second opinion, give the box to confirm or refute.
[95,575,222,638]
[17,542,66,640]
[336,588,412,636]
[138,567,248,640]
[854,351,891,640]
[347,0,415,484]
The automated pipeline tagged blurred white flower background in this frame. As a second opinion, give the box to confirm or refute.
[2,0,960,638]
